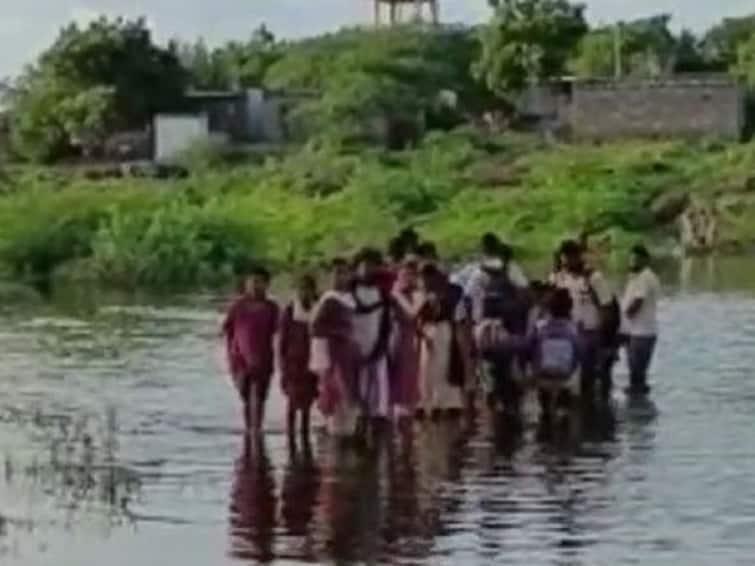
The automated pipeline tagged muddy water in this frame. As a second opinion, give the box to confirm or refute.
[2,257,755,565]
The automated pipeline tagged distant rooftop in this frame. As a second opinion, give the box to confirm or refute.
[185,90,244,100]
[185,87,319,99]
[544,73,739,87]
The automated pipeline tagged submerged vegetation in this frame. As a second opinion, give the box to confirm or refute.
[3,130,755,288]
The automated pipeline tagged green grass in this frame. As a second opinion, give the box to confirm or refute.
[2,129,755,289]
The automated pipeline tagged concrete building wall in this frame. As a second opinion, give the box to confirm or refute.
[260,98,284,143]
[244,88,266,142]
[569,79,745,140]
[154,114,209,162]
[519,85,561,119]
[245,89,286,143]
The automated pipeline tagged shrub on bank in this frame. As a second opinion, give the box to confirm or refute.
[2,132,755,289]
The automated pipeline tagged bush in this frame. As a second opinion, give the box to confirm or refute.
[2,133,755,288]
[0,187,112,280]
[173,138,239,172]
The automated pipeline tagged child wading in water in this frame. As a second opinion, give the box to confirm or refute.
[310,259,361,436]
[222,267,279,434]
[279,275,319,440]
[416,263,468,418]
[390,259,423,421]
[530,288,581,425]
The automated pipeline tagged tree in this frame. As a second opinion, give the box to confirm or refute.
[7,75,71,162]
[475,0,588,96]
[569,29,615,77]
[703,14,755,69]
[621,15,676,77]
[8,17,187,162]
[178,39,226,90]
[263,27,489,144]
[733,33,755,87]
[570,15,680,78]
[58,86,117,155]
[673,30,710,73]
[180,25,282,90]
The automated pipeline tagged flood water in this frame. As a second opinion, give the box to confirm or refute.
[2,257,755,565]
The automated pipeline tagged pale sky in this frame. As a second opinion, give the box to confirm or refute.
[1,0,754,78]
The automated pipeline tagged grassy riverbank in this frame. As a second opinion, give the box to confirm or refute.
[2,129,755,289]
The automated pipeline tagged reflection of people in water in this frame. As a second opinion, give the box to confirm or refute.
[413,419,471,541]
[228,437,277,564]
[281,435,321,557]
[382,427,429,561]
[529,402,620,563]
[317,437,388,563]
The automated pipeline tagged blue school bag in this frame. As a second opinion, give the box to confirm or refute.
[536,320,579,381]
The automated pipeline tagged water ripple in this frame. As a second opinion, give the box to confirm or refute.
[3,264,755,564]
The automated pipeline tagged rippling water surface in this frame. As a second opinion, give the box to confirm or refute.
[2,257,755,565]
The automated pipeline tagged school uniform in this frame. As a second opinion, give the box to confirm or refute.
[417,283,468,412]
[279,299,318,411]
[310,291,361,436]
[223,296,279,404]
[551,269,613,397]
[621,267,661,392]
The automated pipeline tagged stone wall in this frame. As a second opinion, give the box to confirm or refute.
[568,78,745,140]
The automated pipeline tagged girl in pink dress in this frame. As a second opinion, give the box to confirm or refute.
[222,267,280,433]
[279,274,319,438]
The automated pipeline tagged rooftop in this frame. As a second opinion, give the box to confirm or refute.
[185,90,245,101]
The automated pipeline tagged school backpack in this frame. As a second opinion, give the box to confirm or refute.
[482,264,529,335]
[475,319,510,356]
[537,322,579,381]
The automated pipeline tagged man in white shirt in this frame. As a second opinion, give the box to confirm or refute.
[551,240,615,401]
[622,245,661,396]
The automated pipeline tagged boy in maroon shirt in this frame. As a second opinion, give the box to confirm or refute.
[223,267,279,433]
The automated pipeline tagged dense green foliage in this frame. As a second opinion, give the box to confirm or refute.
[703,15,755,69]
[476,0,587,95]
[3,131,755,288]
[178,25,282,90]
[4,5,755,290]
[7,17,187,162]
[734,34,755,88]
[571,15,676,78]
[262,26,489,143]
[569,16,727,79]
[6,6,755,161]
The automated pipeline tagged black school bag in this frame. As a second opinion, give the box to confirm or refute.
[482,263,529,335]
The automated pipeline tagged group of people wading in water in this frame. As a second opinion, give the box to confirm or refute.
[222,229,661,439]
